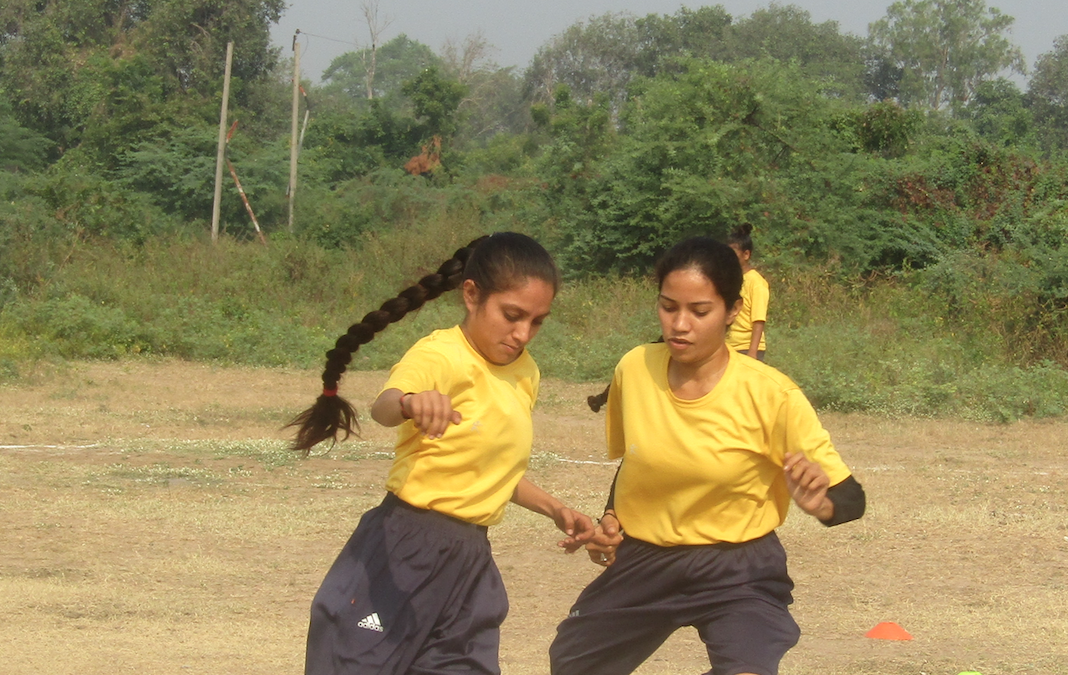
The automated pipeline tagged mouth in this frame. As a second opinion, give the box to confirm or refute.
[666,337,690,348]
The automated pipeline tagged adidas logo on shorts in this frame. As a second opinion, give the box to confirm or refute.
[357,612,384,632]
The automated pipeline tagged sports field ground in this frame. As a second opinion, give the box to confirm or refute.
[2,361,1066,674]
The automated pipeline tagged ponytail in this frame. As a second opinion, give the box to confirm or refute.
[587,384,611,413]
[288,236,487,454]
[725,223,754,254]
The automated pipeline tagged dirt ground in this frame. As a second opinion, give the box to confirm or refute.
[2,360,1067,674]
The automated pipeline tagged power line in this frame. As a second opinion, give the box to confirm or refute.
[295,29,360,48]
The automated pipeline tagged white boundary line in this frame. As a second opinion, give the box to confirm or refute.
[0,444,102,450]
[552,458,618,466]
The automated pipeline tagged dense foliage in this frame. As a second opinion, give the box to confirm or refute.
[2,1,1068,421]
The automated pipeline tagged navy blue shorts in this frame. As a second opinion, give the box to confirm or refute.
[550,532,799,675]
[305,493,508,675]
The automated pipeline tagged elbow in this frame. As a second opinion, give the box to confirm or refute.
[821,475,866,527]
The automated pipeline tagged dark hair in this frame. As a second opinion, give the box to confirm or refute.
[288,232,558,453]
[587,238,742,413]
[464,231,560,299]
[655,236,743,308]
[725,223,754,254]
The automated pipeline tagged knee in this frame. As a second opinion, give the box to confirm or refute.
[548,624,583,675]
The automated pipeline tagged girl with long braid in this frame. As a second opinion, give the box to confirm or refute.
[291,233,596,675]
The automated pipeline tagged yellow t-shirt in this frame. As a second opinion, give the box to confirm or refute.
[606,344,851,546]
[380,325,540,526]
[727,268,769,352]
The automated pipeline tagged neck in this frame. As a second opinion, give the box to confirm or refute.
[668,345,732,399]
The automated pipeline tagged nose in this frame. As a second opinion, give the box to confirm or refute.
[671,312,691,334]
[513,320,533,346]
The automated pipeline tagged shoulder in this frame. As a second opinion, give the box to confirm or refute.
[617,342,668,373]
[729,353,797,395]
[399,326,465,364]
[746,268,769,287]
[512,349,541,381]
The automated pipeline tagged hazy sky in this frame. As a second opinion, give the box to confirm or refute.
[270,0,1066,83]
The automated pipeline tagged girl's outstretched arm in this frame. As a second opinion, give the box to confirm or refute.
[372,388,461,439]
[511,478,596,552]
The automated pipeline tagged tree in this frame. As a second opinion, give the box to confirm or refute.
[0,0,284,152]
[869,0,1025,109]
[358,0,393,99]
[960,78,1034,147]
[441,32,528,141]
[1029,35,1068,152]
[402,65,466,142]
[722,4,868,99]
[524,13,639,113]
[523,7,736,115]
[542,58,850,274]
[630,6,732,75]
[0,97,50,172]
[322,35,440,107]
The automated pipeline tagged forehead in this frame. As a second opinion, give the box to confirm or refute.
[659,268,722,303]
[488,277,555,313]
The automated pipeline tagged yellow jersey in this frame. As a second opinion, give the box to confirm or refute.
[606,344,851,546]
[381,326,539,526]
[727,268,769,352]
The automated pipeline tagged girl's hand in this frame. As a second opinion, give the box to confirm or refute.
[554,507,597,553]
[403,391,462,439]
[784,452,834,521]
[584,512,623,567]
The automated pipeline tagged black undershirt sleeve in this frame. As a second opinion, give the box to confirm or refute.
[603,463,620,513]
[819,475,866,527]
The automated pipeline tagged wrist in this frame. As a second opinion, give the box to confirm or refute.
[812,497,834,521]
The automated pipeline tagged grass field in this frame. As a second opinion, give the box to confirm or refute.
[2,360,1067,674]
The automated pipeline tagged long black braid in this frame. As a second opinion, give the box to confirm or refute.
[288,237,487,454]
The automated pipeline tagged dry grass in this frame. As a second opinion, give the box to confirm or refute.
[2,361,1067,674]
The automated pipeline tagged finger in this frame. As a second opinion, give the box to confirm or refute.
[574,514,596,540]
[558,509,576,536]
[559,536,583,553]
[787,459,809,480]
[429,395,451,439]
[410,396,436,435]
[450,410,463,426]
[425,395,445,437]
[601,517,619,536]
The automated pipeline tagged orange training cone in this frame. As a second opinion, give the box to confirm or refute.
[865,621,913,640]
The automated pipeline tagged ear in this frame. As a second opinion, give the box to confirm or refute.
[462,278,481,314]
[726,297,743,326]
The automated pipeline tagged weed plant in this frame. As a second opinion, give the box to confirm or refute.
[1,199,1067,421]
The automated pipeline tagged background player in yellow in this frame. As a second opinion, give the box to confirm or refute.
[551,236,865,675]
[726,223,769,361]
[289,233,596,675]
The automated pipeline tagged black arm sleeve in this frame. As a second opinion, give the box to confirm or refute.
[603,463,620,513]
[819,475,866,527]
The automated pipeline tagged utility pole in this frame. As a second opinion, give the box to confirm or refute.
[288,34,301,233]
[211,41,234,244]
